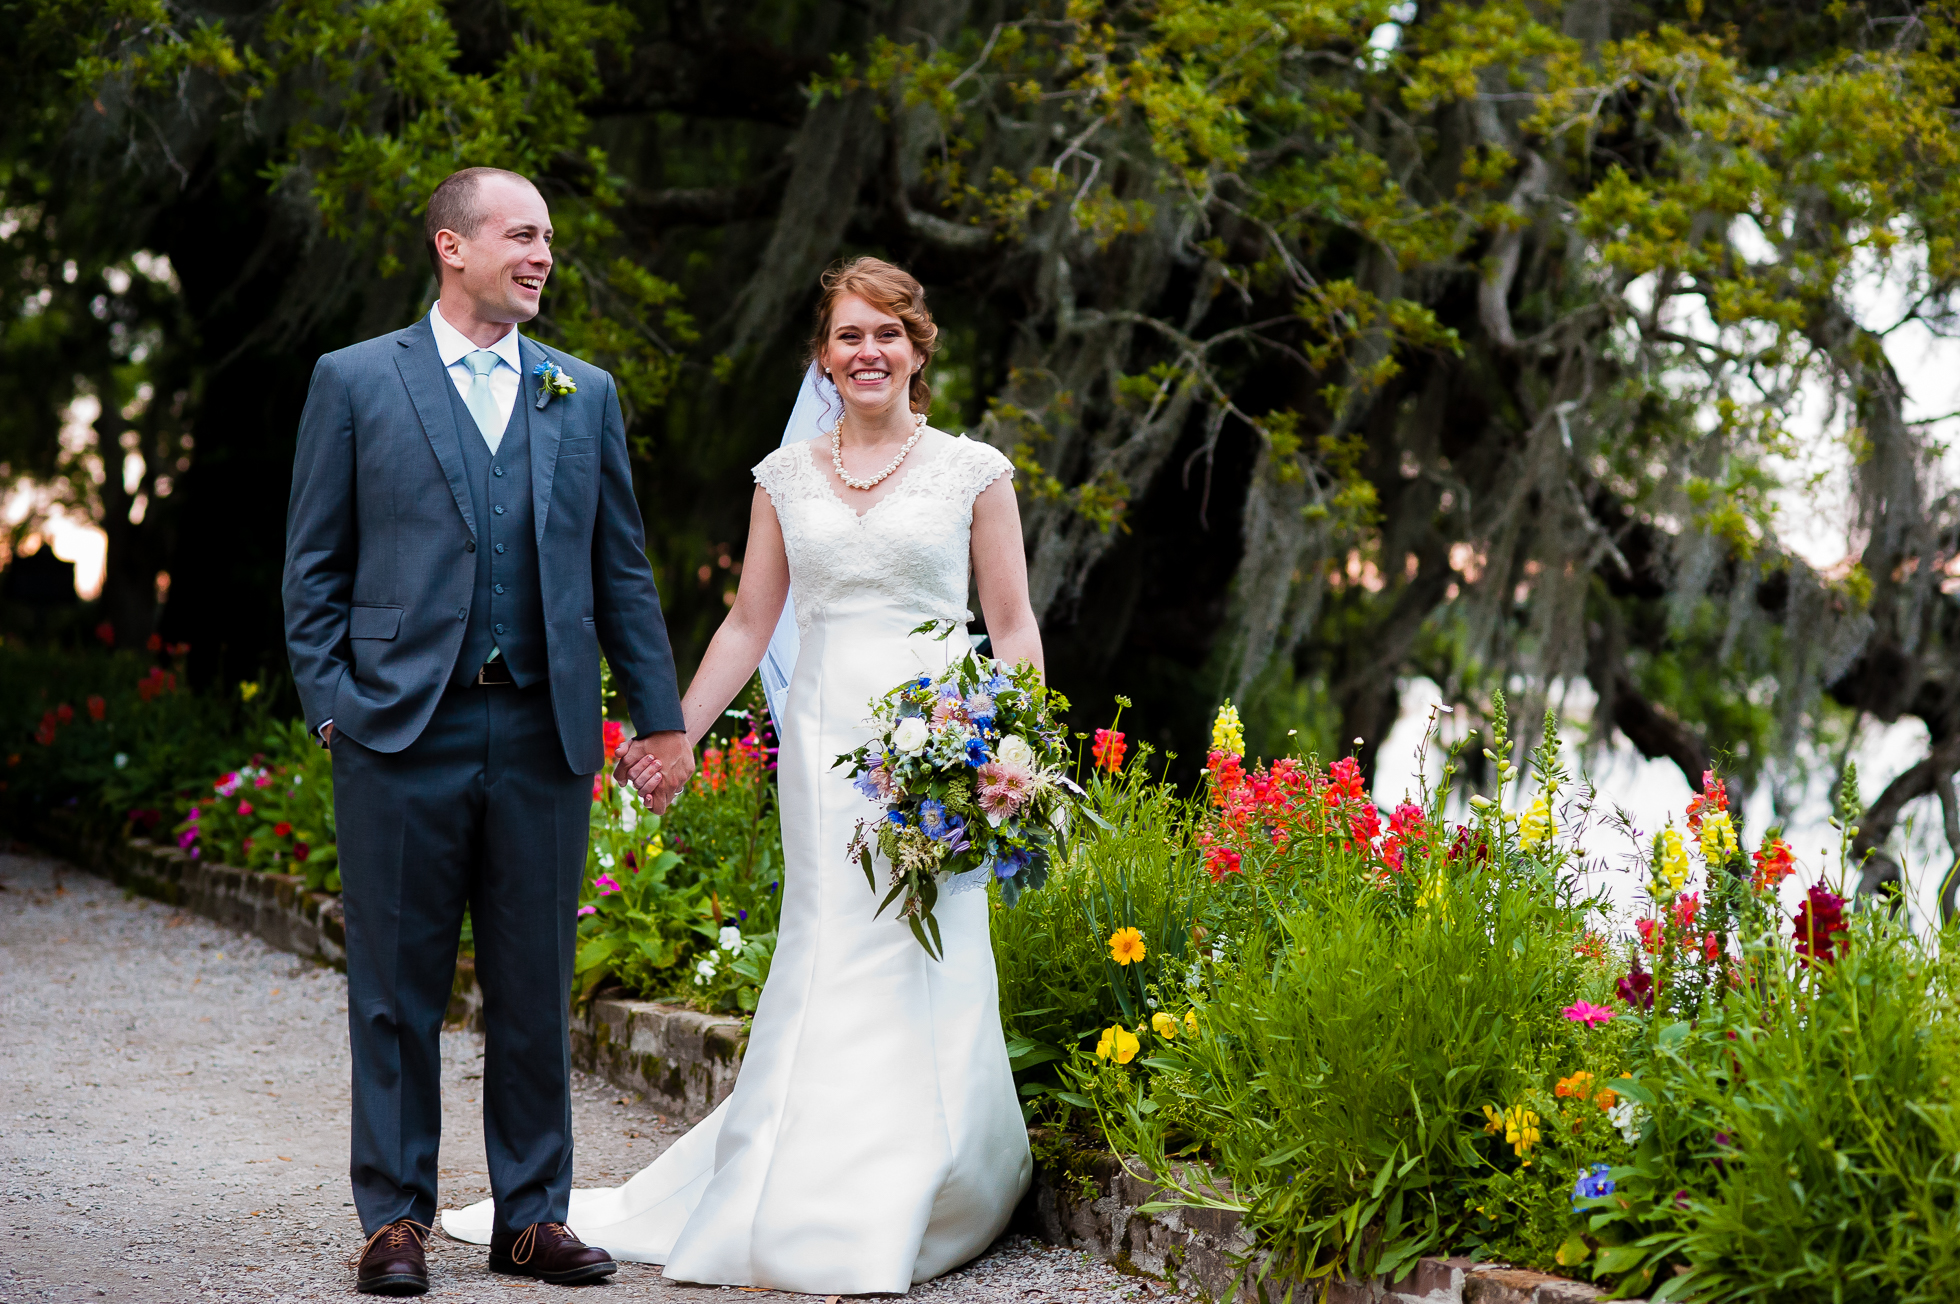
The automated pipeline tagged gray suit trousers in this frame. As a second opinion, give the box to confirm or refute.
[332,680,591,1236]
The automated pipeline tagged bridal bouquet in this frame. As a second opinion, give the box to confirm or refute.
[837,630,1097,958]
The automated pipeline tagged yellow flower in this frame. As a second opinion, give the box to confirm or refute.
[1519,788,1555,850]
[1657,825,1690,893]
[1504,1105,1541,1156]
[1700,809,1738,863]
[1184,1009,1199,1034]
[1095,1024,1140,1064]
[643,837,664,860]
[1151,1011,1178,1039]
[1210,702,1244,758]
[237,680,261,702]
[1482,1103,1539,1155]
[1108,926,1146,966]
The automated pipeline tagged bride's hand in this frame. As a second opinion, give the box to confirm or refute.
[625,755,663,807]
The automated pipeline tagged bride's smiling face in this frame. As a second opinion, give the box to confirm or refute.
[822,294,920,420]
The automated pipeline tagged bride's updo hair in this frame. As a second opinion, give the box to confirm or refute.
[807,257,939,415]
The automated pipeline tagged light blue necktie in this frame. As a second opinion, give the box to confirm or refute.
[462,349,505,454]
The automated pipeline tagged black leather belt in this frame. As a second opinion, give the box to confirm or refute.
[474,659,515,686]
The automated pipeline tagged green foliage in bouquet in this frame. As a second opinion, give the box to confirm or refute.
[838,626,1096,958]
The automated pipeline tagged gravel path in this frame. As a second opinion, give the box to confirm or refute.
[0,848,1178,1303]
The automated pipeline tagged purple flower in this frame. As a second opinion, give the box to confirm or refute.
[1571,1163,1615,1210]
[577,905,597,917]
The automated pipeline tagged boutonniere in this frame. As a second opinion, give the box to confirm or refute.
[533,360,577,409]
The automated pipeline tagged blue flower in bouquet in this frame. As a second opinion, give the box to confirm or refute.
[917,799,965,843]
[993,847,1032,880]
[965,693,996,731]
[1571,1163,1615,1210]
[885,808,909,826]
[963,737,990,768]
[852,769,884,801]
[984,671,1010,695]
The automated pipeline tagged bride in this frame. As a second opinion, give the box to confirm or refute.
[443,256,1039,1292]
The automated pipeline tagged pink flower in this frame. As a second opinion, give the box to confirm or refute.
[976,761,1035,818]
[931,696,966,729]
[595,874,622,895]
[254,774,273,789]
[237,801,254,817]
[1562,1000,1615,1028]
[577,905,597,917]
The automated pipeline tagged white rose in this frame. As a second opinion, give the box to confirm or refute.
[893,717,930,754]
[718,925,743,953]
[998,734,1034,767]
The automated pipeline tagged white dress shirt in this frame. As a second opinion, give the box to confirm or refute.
[429,303,522,436]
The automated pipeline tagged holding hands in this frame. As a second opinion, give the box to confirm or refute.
[614,730,694,812]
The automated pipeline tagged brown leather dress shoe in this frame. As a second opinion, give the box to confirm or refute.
[488,1221,618,1284]
[354,1219,430,1296]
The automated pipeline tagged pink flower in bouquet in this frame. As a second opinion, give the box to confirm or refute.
[869,763,895,798]
[976,761,1036,817]
[931,695,966,729]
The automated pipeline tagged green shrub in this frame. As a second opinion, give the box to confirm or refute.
[574,688,783,1015]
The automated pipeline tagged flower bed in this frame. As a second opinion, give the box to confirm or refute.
[999,696,1960,1302]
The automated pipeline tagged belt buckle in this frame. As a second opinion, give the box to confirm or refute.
[475,662,508,687]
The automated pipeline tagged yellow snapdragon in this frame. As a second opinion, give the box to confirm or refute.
[1211,702,1244,758]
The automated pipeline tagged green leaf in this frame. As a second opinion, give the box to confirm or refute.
[1555,1233,1591,1267]
[1593,1244,1647,1275]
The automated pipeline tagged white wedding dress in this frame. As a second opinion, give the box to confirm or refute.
[442,429,1032,1293]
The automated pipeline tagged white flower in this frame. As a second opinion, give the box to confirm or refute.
[597,853,614,869]
[1607,1100,1647,1145]
[893,717,930,754]
[693,955,718,985]
[718,926,743,953]
[998,734,1034,767]
[113,753,128,770]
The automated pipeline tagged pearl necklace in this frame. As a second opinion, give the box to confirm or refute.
[830,411,928,491]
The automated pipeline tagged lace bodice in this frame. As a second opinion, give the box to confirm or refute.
[753,431,1014,634]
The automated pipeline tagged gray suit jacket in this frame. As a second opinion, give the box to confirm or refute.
[282,315,685,774]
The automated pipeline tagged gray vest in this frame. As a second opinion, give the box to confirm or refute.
[447,378,548,688]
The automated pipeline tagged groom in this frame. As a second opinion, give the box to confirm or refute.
[283,167,693,1295]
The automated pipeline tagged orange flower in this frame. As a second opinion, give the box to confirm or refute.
[1555,1071,1596,1100]
[1107,927,1146,966]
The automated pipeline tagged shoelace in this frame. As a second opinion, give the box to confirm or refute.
[350,1218,431,1268]
[508,1221,573,1265]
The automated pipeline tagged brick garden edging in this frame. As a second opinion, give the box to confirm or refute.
[19,810,1637,1302]
[1022,1134,1643,1303]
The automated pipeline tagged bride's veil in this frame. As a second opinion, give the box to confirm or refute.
[757,361,839,728]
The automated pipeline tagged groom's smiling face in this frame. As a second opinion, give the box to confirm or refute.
[436,174,554,325]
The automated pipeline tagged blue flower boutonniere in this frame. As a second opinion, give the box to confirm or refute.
[533,360,577,409]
